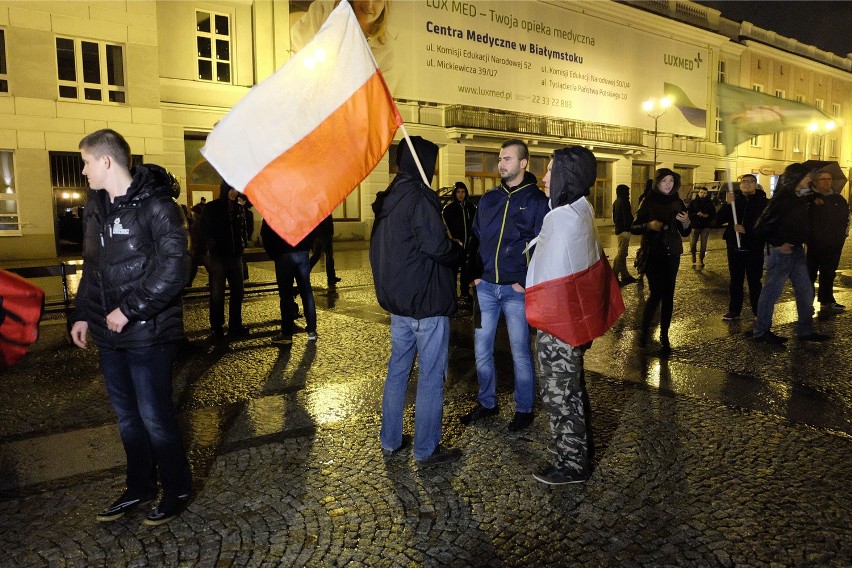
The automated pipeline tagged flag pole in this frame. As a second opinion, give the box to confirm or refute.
[724,157,742,249]
[399,123,431,187]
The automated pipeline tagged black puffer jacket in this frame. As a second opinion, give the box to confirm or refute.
[370,137,462,318]
[73,164,190,348]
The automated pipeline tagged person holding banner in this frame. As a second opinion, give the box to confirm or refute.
[370,136,464,469]
[715,174,768,321]
[631,169,691,355]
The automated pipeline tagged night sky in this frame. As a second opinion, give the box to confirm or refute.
[695,1,852,58]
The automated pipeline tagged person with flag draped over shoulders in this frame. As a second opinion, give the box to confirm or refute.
[370,136,465,469]
[524,146,624,485]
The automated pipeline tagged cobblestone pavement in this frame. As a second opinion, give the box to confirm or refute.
[1,235,851,567]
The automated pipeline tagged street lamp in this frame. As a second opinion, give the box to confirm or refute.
[807,120,836,160]
[642,97,672,166]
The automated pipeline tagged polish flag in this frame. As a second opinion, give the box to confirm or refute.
[201,1,402,244]
[525,200,624,347]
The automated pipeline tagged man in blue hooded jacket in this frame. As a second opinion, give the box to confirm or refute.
[461,139,549,432]
[370,136,464,469]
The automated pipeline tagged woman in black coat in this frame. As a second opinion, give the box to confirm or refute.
[631,169,691,354]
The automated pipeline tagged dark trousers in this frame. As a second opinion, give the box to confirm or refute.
[807,243,843,304]
[309,236,337,283]
[641,254,681,341]
[727,246,765,316]
[207,253,244,332]
[99,343,192,498]
[273,250,316,334]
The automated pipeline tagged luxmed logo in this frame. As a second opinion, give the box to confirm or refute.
[664,51,703,71]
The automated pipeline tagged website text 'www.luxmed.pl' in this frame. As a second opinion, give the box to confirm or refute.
[457,85,513,100]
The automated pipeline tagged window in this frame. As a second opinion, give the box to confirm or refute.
[717,60,726,83]
[793,132,801,153]
[828,138,838,158]
[0,29,8,93]
[0,151,19,234]
[56,38,125,102]
[196,10,231,83]
[814,98,824,111]
[772,131,783,150]
[714,107,722,144]
[795,95,804,103]
[832,103,841,117]
[750,85,763,147]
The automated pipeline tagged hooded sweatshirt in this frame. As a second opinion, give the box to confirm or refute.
[612,184,634,234]
[369,137,463,318]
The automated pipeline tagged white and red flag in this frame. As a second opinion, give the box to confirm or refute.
[525,200,624,347]
[201,1,402,244]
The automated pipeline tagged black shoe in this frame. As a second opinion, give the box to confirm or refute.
[532,465,589,485]
[460,403,499,425]
[620,276,637,286]
[382,434,412,458]
[227,325,249,339]
[96,489,157,522]
[798,332,831,342]
[143,493,190,527]
[271,333,293,346]
[820,302,845,313]
[722,312,741,321]
[209,329,225,341]
[507,411,534,432]
[416,445,462,469]
[753,330,788,344]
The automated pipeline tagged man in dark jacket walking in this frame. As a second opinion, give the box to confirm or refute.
[461,139,549,432]
[201,181,248,339]
[71,129,192,526]
[442,181,477,301]
[687,186,716,267]
[752,164,829,345]
[716,174,767,320]
[611,184,637,284]
[806,171,849,313]
[370,136,464,469]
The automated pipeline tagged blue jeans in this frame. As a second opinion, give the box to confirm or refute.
[754,246,814,337]
[474,281,535,413]
[272,250,316,334]
[380,315,449,461]
[99,343,191,498]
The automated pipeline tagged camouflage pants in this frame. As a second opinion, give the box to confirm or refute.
[535,331,593,475]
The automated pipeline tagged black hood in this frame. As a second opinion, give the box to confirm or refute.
[219,180,234,200]
[775,162,810,198]
[549,146,596,208]
[652,168,681,196]
[395,136,439,184]
[125,163,179,203]
[616,184,630,199]
[453,181,469,201]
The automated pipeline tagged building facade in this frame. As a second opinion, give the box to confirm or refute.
[0,0,849,260]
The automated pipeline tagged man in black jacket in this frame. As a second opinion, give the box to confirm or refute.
[611,184,637,285]
[752,164,829,345]
[442,181,477,300]
[806,171,849,313]
[71,129,192,526]
[716,174,767,321]
[370,136,463,469]
[201,181,248,339]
